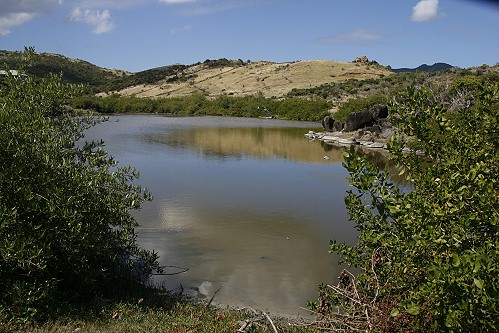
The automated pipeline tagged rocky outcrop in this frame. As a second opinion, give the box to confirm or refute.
[322,104,392,133]
[343,104,390,132]
[353,56,369,63]
[305,130,387,150]
[345,111,374,132]
[309,103,393,151]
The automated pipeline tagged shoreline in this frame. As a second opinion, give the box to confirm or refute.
[305,130,390,151]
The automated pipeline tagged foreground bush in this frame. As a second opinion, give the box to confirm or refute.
[0,50,160,321]
[313,81,498,332]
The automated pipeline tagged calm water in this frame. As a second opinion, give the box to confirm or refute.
[84,115,358,316]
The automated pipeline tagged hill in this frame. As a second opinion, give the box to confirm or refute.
[0,50,128,90]
[0,51,392,98]
[392,62,454,73]
[110,59,392,99]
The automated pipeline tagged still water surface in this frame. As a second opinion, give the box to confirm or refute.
[84,115,358,316]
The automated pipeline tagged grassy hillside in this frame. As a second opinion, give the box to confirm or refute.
[1,50,391,98]
[112,59,391,99]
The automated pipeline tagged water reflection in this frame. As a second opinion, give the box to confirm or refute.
[143,126,346,163]
[141,201,339,314]
[142,122,406,185]
[83,115,387,317]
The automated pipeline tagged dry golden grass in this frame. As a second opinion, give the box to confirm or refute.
[115,60,392,99]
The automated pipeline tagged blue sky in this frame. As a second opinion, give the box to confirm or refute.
[1,0,498,72]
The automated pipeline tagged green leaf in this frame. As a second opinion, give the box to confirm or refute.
[452,253,460,267]
[407,304,420,316]
[473,260,482,274]
[473,278,484,289]
[390,308,400,317]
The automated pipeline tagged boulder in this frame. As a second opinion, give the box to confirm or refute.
[345,111,374,132]
[321,115,334,131]
[333,120,343,131]
[364,125,382,134]
[370,104,389,119]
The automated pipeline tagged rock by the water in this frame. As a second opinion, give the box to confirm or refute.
[305,131,324,140]
[333,119,343,131]
[345,111,375,132]
[366,142,385,149]
[370,104,389,119]
[321,115,334,131]
[364,125,382,134]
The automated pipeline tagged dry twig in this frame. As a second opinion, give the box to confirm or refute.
[263,311,278,333]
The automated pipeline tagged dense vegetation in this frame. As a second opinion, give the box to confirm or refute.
[71,93,332,121]
[0,50,161,322]
[310,75,498,331]
[0,50,116,91]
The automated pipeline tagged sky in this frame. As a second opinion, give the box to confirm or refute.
[1,0,498,72]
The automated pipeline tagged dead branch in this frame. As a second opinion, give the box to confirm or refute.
[263,311,278,333]
[206,286,222,307]
[237,319,252,332]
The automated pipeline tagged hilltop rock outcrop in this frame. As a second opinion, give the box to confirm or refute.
[353,56,369,63]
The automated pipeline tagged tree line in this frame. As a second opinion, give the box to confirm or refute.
[71,93,332,121]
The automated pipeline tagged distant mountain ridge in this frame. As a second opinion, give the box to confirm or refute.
[392,62,454,73]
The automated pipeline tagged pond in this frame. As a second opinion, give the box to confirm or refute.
[84,115,360,317]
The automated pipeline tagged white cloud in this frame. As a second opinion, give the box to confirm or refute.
[170,25,191,34]
[0,12,36,36]
[412,0,439,22]
[316,29,381,45]
[0,0,60,36]
[69,7,115,34]
[0,0,238,36]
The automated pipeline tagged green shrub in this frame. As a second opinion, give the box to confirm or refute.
[71,93,330,121]
[314,83,498,332]
[0,49,160,321]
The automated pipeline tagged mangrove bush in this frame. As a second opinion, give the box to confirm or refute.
[0,49,160,321]
[312,80,498,332]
